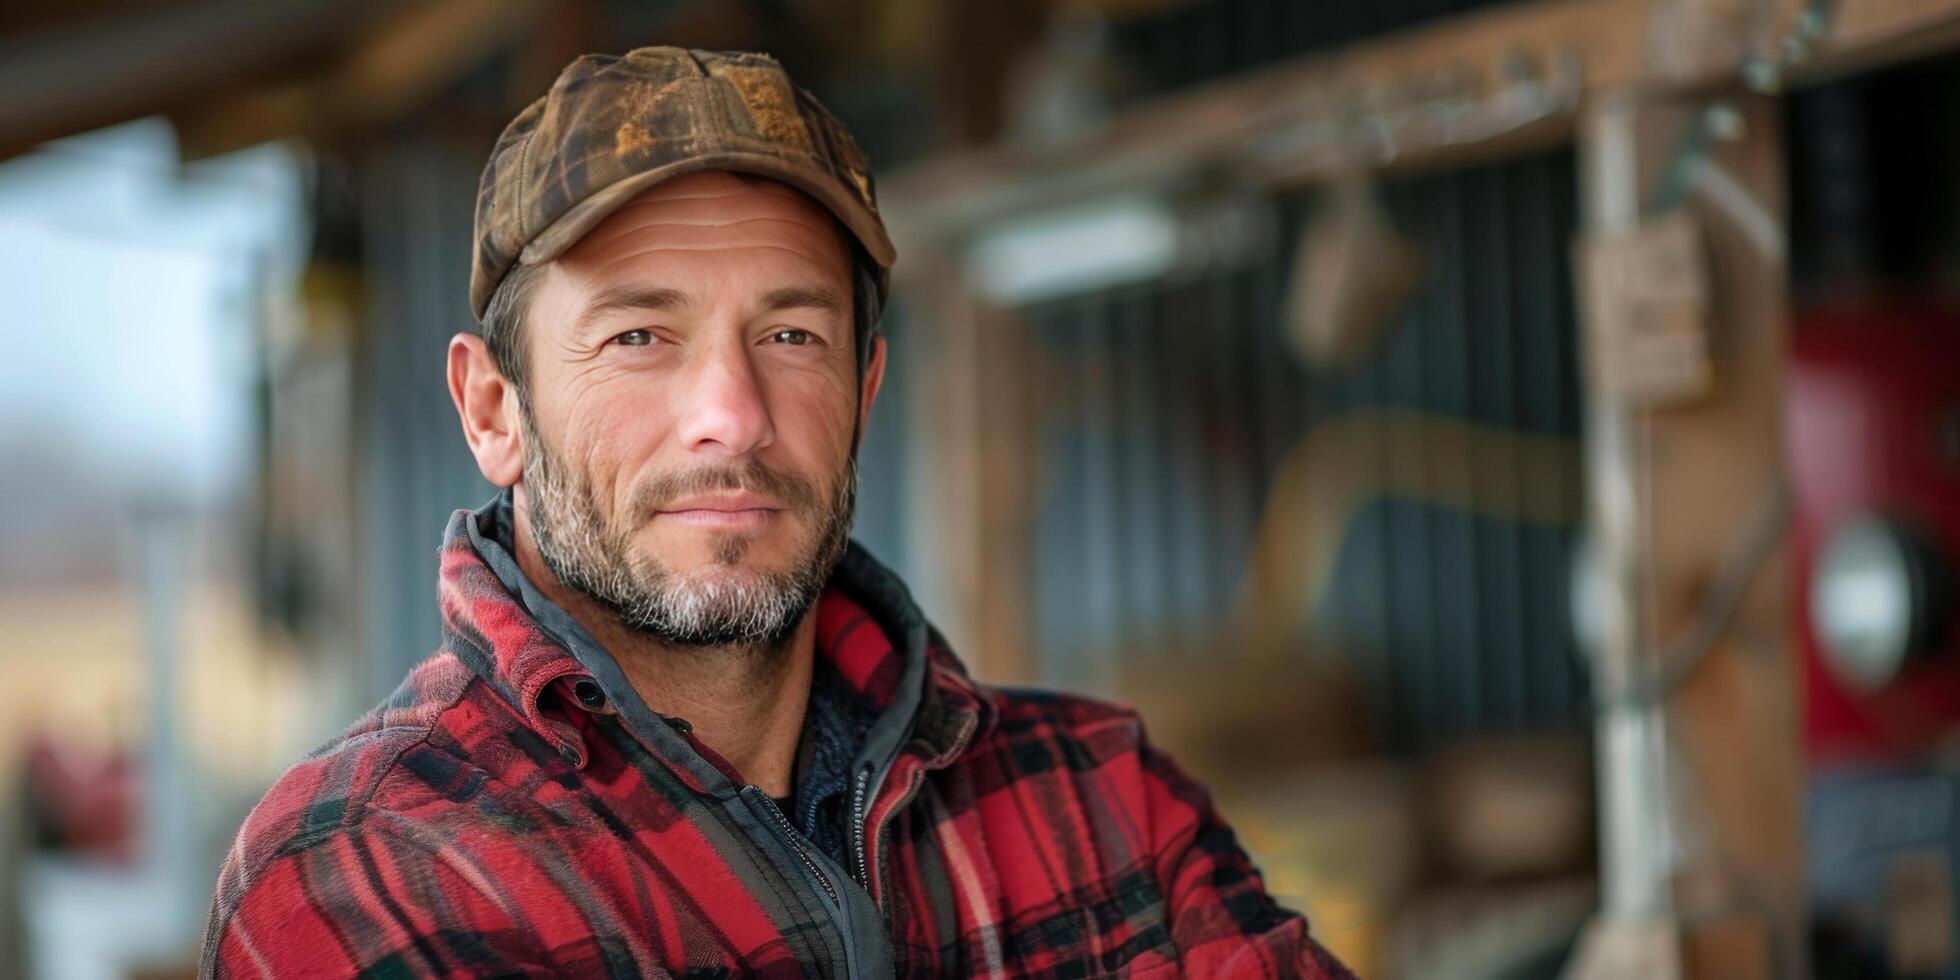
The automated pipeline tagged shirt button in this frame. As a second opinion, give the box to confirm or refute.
[572,678,607,710]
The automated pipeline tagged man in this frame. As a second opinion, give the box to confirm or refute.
[202,47,1353,979]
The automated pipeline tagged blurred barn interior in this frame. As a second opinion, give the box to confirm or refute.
[4,1,1960,977]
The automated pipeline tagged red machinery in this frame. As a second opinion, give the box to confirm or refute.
[1789,298,1960,764]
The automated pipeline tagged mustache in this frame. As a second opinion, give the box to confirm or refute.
[630,458,819,519]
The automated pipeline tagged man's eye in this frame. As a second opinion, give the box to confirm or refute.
[614,329,655,347]
[769,329,814,346]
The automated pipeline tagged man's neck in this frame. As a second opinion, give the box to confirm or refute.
[510,490,815,798]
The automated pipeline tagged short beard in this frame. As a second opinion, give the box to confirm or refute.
[518,407,857,652]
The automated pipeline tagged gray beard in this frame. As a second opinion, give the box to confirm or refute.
[519,409,856,651]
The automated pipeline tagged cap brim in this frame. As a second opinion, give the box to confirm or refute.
[518,151,897,278]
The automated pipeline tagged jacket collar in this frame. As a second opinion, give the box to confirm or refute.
[824,543,996,773]
[436,496,993,791]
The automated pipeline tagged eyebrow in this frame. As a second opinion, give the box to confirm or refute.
[575,285,690,330]
[574,284,847,332]
[758,286,848,316]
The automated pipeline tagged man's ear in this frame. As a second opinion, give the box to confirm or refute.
[856,334,887,434]
[448,333,524,487]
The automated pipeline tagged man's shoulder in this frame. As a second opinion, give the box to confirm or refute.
[200,650,560,976]
[219,650,513,882]
[982,683,1142,733]
[965,682,1158,774]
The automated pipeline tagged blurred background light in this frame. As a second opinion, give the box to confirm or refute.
[966,193,1180,305]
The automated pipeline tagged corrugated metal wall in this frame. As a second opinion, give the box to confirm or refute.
[1023,149,1589,756]
[354,139,495,700]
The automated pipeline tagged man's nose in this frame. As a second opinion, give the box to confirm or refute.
[674,342,776,457]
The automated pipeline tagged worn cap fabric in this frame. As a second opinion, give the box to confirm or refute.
[470,47,896,321]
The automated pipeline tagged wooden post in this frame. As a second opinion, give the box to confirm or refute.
[1565,90,1804,980]
[904,256,1039,684]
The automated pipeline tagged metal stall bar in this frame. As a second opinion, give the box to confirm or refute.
[1564,90,1802,980]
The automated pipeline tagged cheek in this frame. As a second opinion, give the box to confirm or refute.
[764,368,859,462]
[551,383,678,504]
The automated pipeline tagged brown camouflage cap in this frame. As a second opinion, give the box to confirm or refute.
[470,47,896,321]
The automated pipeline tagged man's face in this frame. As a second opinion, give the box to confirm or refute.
[512,171,875,648]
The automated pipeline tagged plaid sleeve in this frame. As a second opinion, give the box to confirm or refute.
[202,823,556,979]
[1139,738,1358,980]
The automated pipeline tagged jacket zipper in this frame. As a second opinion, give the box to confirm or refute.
[861,763,933,906]
[849,762,874,887]
[745,786,839,908]
[855,712,979,905]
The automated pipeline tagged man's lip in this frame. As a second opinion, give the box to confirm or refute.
[655,491,783,514]
[656,508,776,529]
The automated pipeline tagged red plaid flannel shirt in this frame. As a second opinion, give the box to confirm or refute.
[201,510,1354,978]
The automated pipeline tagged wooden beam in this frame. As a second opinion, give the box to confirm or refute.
[881,0,1640,249]
[0,0,385,161]
[1821,0,1960,62]
[1787,0,1960,84]
[0,0,203,36]
[173,0,550,159]
[882,0,1960,257]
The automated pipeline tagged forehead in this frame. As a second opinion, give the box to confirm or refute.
[551,170,852,288]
